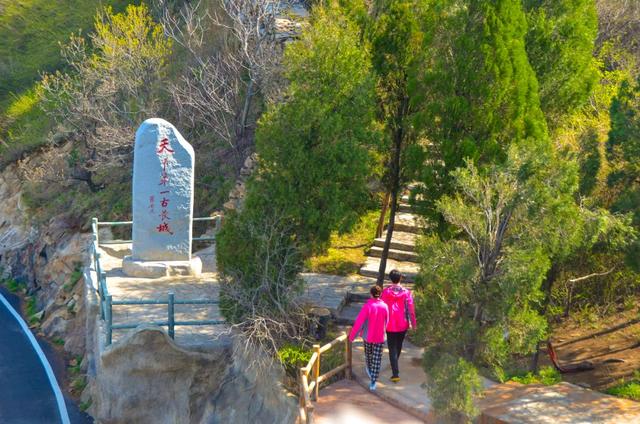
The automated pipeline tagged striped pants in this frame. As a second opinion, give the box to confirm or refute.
[364,341,384,383]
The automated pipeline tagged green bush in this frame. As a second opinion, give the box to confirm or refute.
[2,278,24,294]
[509,366,562,386]
[606,372,640,401]
[423,351,482,421]
[278,344,312,377]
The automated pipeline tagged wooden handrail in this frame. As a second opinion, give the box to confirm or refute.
[298,331,352,423]
[319,333,347,354]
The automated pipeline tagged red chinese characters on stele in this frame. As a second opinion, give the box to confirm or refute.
[155,137,174,235]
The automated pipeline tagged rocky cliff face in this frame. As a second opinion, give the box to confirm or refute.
[0,162,91,356]
[91,327,297,424]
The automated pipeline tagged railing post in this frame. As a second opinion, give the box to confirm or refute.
[343,332,352,380]
[168,292,175,339]
[100,271,107,320]
[106,295,113,346]
[98,271,104,320]
[92,217,99,245]
[298,368,305,422]
[313,344,321,401]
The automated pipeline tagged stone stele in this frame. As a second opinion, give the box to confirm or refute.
[123,118,202,277]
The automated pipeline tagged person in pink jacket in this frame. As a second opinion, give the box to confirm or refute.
[349,285,389,391]
[381,269,417,383]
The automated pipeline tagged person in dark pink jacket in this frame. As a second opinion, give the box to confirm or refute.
[381,269,417,383]
[349,285,389,391]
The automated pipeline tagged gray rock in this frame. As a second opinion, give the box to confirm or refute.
[131,118,195,262]
[91,327,296,424]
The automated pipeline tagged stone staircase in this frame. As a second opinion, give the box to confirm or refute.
[336,194,423,325]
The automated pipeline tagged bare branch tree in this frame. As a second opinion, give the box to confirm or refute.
[35,5,171,191]
[218,208,308,372]
[162,0,290,165]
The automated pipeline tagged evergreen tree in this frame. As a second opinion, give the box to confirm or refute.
[413,0,548,226]
[416,142,580,420]
[217,5,378,322]
[367,0,425,284]
[524,0,599,129]
[607,76,640,269]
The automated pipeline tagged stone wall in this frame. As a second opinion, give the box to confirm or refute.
[223,153,258,213]
[88,327,297,424]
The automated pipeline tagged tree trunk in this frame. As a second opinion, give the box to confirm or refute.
[376,121,403,286]
[530,263,558,372]
[375,192,391,239]
[377,187,399,286]
[239,79,254,141]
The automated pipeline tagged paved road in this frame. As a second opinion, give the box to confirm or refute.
[0,291,70,424]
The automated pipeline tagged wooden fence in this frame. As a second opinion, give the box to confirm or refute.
[299,332,352,424]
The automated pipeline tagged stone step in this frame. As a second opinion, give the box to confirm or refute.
[335,301,365,325]
[358,256,419,280]
[368,246,419,263]
[386,212,424,234]
[398,203,412,213]
[347,281,416,302]
[401,194,410,203]
[373,231,417,252]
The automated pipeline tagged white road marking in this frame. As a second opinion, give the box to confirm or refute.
[0,293,71,424]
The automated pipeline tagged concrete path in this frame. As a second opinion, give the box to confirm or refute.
[0,292,69,424]
[98,243,226,348]
[348,337,640,423]
[350,338,437,421]
[314,379,421,424]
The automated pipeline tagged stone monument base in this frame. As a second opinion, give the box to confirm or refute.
[122,256,203,278]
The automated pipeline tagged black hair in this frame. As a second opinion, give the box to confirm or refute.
[370,285,382,298]
[389,269,402,284]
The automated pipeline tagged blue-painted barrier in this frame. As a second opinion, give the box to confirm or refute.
[90,215,224,345]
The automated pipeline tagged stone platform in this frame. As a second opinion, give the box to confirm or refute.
[122,255,203,278]
[98,243,226,349]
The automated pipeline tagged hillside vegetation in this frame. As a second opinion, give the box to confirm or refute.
[0,1,639,421]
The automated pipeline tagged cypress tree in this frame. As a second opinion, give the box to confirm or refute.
[607,77,640,269]
[524,0,599,128]
[414,0,548,226]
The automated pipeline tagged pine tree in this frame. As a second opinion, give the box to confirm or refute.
[524,0,599,128]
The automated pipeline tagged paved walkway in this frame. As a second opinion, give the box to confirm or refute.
[300,273,374,316]
[0,292,68,424]
[335,337,640,423]
[314,379,421,424]
[98,243,226,348]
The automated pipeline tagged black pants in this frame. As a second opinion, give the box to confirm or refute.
[386,330,407,378]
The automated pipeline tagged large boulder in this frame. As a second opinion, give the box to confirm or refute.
[91,327,297,424]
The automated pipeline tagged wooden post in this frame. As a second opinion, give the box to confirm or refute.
[106,295,113,346]
[346,337,352,380]
[375,192,391,239]
[168,292,175,339]
[313,344,321,401]
[343,332,352,380]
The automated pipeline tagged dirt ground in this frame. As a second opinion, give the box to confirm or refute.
[542,304,640,391]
